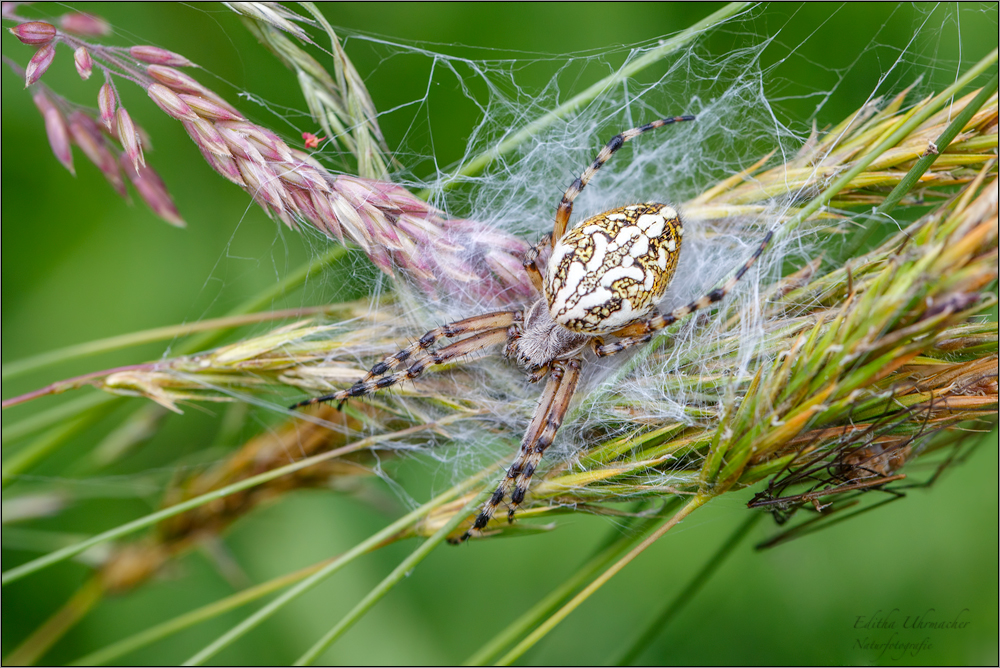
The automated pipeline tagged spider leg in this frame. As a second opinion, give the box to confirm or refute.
[507,358,581,521]
[552,116,695,245]
[461,357,580,540]
[596,230,773,357]
[359,310,522,384]
[289,327,512,409]
[522,234,551,295]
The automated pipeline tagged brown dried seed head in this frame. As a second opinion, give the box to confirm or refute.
[130,45,194,68]
[24,42,56,86]
[147,83,198,121]
[10,21,56,45]
[58,12,110,37]
[98,83,116,130]
[115,107,144,171]
[73,46,93,80]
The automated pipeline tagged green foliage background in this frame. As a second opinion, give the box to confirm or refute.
[2,3,997,665]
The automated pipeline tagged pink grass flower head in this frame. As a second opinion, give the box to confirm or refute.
[58,12,110,37]
[24,42,55,86]
[177,94,245,122]
[73,46,93,80]
[130,45,194,68]
[68,112,126,196]
[9,21,56,45]
[32,91,73,174]
[146,83,198,122]
[115,107,144,171]
[120,157,185,227]
[182,118,232,158]
[98,83,117,130]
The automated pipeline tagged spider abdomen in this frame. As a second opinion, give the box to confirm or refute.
[544,203,682,334]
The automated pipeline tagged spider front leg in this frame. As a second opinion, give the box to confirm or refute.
[596,229,773,357]
[552,115,695,244]
[522,233,551,295]
[289,310,521,410]
[360,310,522,383]
[461,357,581,540]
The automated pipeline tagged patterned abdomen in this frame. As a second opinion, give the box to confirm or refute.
[544,203,682,334]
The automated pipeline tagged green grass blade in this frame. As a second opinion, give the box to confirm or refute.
[776,48,998,244]
[2,306,352,382]
[495,494,710,666]
[1,393,115,447]
[2,424,442,586]
[0,246,351,478]
[841,72,1000,259]
[183,473,487,665]
[464,508,672,666]
[71,557,336,665]
[416,2,753,198]
[293,490,488,665]
[1,401,117,486]
[616,512,762,665]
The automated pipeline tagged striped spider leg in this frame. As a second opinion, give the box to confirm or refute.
[594,228,774,357]
[461,357,581,540]
[288,310,523,410]
[551,116,696,245]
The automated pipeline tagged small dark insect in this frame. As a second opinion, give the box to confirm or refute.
[293,117,772,540]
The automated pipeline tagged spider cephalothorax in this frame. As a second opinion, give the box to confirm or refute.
[293,116,772,540]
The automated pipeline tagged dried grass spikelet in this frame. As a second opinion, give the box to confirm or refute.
[98,402,371,593]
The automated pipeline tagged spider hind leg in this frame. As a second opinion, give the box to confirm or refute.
[596,229,773,357]
[461,357,581,540]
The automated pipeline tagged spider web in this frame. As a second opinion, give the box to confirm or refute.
[4,3,994,512]
[251,3,995,494]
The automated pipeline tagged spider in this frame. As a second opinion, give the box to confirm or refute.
[292,116,772,540]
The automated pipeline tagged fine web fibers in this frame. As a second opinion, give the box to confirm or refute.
[169,6,991,506]
[273,17,865,489]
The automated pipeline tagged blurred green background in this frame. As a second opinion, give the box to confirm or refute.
[2,3,997,665]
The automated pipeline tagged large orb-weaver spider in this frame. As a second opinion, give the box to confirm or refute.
[293,116,772,540]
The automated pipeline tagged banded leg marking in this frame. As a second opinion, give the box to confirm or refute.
[360,310,521,384]
[461,364,563,540]
[289,327,512,409]
[522,234,551,295]
[462,357,581,540]
[552,115,696,245]
[596,229,774,357]
[506,358,580,521]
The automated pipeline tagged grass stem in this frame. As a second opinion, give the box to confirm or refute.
[495,494,711,665]
[616,512,762,665]
[415,2,753,198]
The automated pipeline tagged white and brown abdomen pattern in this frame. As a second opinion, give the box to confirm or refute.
[544,203,682,334]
